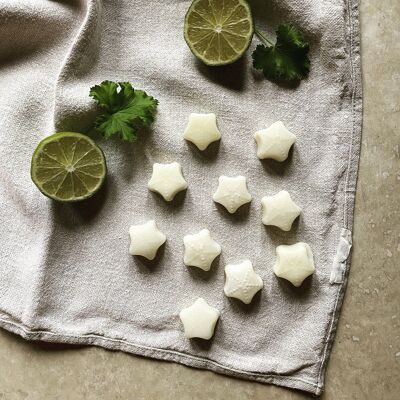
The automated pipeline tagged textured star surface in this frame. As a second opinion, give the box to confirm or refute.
[254,121,296,161]
[261,190,302,231]
[224,260,263,304]
[148,162,187,201]
[183,113,221,151]
[213,175,252,214]
[179,298,220,340]
[183,229,221,271]
[273,242,315,287]
[129,220,166,260]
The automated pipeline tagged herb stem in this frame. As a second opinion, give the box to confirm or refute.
[254,27,274,46]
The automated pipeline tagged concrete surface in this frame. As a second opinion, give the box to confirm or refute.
[0,0,399,399]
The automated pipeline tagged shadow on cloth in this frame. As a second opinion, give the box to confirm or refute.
[194,55,247,92]
[226,289,263,315]
[263,217,300,246]
[276,274,316,302]
[149,188,188,210]
[185,254,222,282]
[259,145,295,176]
[189,318,223,351]
[214,201,251,224]
[185,139,221,162]
[51,174,110,226]
[132,243,166,273]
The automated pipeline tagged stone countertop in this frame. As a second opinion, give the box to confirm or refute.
[0,0,399,399]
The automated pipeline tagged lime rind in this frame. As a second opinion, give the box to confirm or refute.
[31,132,106,202]
[184,0,254,66]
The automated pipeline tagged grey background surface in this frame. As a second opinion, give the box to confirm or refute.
[0,0,398,399]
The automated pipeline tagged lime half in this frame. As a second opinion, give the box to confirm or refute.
[184,0,253,66]
[31,132,106,202]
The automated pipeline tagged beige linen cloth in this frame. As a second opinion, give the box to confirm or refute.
[0,0,362,395]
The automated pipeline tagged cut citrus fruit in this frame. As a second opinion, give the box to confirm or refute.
[184,0,253,66]
[31,132,106,202]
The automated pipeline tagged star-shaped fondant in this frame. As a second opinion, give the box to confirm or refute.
[179,298,220,339]
[183,229,221,271]
[273,242,315,287]
[183,113,221,151]
[148,162,188,201]
[254,121,296,161]
[224,260,263,304]
[129,220,166,260]
[261,190,302,231]
[213,175,252,214]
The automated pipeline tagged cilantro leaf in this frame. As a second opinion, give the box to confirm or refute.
[89,81,158,141]
[252,24,310,82]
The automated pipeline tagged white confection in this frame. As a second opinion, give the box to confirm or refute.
[183,113,221,151]
[213,175,252,214]
[261,190,302,231]
[179,298,220,340]
[254,121,296,161]
[129,220,166,260]
[183,229,221,271]
[273,242,315,287]
[148,162,188,201]
[224,260,263,304]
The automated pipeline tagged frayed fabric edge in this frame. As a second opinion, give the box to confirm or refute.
[330,228,353,284]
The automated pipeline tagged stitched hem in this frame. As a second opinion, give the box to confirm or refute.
[315,0,363,394]
[0,315,320,395]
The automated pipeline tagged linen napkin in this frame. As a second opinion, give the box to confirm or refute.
[0,0,362,395]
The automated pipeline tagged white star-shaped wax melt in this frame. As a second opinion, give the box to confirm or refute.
[261,190,302,231]
[179,298,220,339]
[254,121,296,161]
[183,113,221,151]
[273,242,315,287]
[224,260,263,304]
[183,229,221,271]
[148,162,188,201]
[213,175,252,214]
[128,220,166,260]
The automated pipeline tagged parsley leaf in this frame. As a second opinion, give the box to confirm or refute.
[89,81,158,141]
[252,24,310,82]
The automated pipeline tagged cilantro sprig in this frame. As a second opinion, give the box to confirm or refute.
[252,24,310,82]
[89,81,158,141]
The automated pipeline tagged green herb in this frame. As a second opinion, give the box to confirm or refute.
[89,81,158,141]
[252,23,310,82]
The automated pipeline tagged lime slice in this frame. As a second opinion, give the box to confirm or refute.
[31,132,106,202]
[184,0,253,66]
